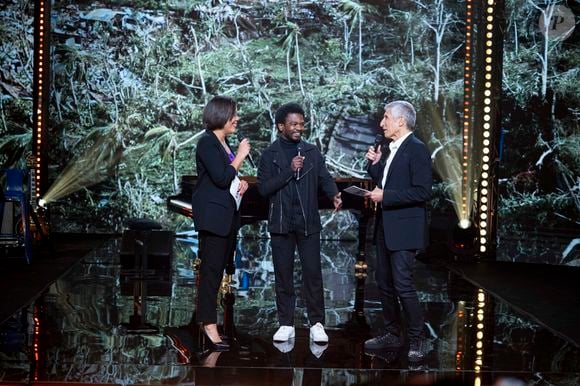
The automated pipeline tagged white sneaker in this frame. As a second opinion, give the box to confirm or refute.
[273,338,295,353]
[309,322,328,343]
[273,325,295,342]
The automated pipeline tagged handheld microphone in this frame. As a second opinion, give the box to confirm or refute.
[366,134,385,170]
[296,143,303,180]
[236,132,255,168]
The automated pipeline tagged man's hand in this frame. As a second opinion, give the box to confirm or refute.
[290,155,305,172]
[333,192,342,212]
[365,187,383,203]
[365,145,383,166]
[238,180,249,195]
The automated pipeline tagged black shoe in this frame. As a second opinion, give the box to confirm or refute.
[364,332,402,350]
[201,328,230,352]
[408,338,430,361]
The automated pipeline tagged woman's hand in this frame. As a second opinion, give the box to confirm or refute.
[237,138,251,159]
[238,179,249,195]
[231,138,251,171]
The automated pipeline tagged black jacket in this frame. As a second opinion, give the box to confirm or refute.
[191,129,239,236]
[368,133,432,250]
[257,139,338,235]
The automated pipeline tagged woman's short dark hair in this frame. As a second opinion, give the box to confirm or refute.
[275,102,305,125]
[203,96,237,131]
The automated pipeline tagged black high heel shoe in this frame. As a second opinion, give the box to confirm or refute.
[200,326,230,352]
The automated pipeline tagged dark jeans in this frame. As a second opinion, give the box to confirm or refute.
[271,231,324,326]
[375,216,424,340]
[196,224,237,324]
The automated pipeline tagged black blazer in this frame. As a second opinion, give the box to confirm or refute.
[191,129,239,236]
[369,133,432,251]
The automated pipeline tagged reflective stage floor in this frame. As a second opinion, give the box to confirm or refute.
[1,235,579,386]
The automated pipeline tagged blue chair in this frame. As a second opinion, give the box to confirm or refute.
[1,169,32,263]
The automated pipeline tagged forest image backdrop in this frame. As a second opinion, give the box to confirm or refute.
[0,0,578,265]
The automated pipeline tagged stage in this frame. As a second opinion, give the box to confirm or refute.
[1,233,579,386]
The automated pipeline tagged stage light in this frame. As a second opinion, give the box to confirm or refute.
[480,221,487,229]
[38,199,47,208]
[459,219,471,229]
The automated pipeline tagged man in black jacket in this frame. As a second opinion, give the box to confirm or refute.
[257,103,342,346]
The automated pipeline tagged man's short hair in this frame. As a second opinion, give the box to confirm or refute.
[385,100,416,130]
[203,95,237,131]
[275,102,305,125]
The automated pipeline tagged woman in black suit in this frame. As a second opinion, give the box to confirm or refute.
[191,96,251,351]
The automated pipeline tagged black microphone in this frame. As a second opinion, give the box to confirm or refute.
[236,132,255,168]
[296,143,303,180]
[366,134,385,170]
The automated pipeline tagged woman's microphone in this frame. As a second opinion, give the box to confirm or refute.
[236,132,255,168]
[366,134,385,170]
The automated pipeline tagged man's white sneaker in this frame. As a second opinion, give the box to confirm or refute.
[273,338,295,353]
[273,326,295,342]
[309,322,329,343]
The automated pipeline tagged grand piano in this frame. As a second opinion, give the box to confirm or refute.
[167,175,376,260]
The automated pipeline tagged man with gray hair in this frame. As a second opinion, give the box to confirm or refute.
[364,100,433,361]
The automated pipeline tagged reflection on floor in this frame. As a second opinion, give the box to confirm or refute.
[0,236,579,386]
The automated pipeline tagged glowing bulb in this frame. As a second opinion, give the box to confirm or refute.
[459,219,471,229]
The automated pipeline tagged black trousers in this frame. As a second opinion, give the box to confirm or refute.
[375,216,424,340]
[196,224,237,324]
[271,231,325,326]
